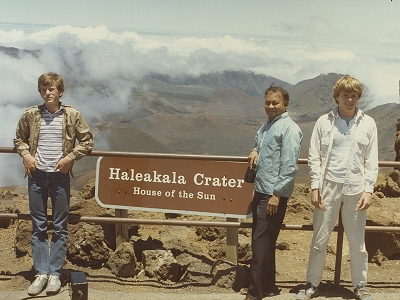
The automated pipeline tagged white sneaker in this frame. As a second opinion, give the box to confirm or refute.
[296,282,319,300]
[46,275,61,295]
[28,274,48,296]
[354,284,372,300]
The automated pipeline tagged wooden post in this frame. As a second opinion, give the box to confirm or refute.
[226,217,238,264]
[334,211,344,287]
[115,209,129,247]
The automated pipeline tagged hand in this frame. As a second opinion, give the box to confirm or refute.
[311,189,324,209]
[266,194,280,215]
[23,154,38,178]
[357,192,373,210]
[248,150,258,168]
[54,156,73,173]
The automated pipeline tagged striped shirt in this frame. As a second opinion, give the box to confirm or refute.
[35,107,64,172]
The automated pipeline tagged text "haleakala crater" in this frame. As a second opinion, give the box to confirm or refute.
[108,168,244,188]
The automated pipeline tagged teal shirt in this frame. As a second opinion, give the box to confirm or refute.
[253,112,303,198]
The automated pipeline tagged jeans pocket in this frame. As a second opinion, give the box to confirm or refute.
[256,199,268,220]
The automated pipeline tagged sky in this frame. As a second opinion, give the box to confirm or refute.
[0,0,400,186]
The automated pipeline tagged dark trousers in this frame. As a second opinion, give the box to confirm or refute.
[246,191,288,300]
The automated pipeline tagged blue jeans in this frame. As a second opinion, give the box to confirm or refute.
[246,192,288,300]
[28,169,70,276]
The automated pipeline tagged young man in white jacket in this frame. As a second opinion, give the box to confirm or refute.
[296,76,378,300]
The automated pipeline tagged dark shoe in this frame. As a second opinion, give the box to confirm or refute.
[354,284,372,300]
[264,285,281,297]
[296,282,319,300]
[46,275,61,295]
[27,274,48,296]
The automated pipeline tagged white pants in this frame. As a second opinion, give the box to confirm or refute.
[306,180,368,288]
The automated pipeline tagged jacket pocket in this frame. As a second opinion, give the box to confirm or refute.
[356,136,369,155]
[320,137,330,157]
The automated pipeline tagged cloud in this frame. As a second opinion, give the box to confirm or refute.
[0,24,399,185]
[2,23,398,105]
[0,104,26,186]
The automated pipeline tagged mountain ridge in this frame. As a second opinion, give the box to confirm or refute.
[92,71,398,165]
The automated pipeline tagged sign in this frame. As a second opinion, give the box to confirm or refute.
[95,156,253,218]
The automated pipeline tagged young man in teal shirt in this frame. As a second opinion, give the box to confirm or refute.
[245,85,303,300]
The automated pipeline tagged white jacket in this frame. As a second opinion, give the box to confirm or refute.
[308,107,378,194]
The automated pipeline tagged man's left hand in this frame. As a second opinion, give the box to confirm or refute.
[357,192,373,210]
[54,156,73,173]
[267,194,280,215]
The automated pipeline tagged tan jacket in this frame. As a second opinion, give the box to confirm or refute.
[14,102,94,175]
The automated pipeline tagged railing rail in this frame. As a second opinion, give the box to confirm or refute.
[1,146,399,288]
[0,213,399,232]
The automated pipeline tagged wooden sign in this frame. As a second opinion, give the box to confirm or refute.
[95,156,253,218]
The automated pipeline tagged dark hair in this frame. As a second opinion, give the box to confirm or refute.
[264,85,289,104]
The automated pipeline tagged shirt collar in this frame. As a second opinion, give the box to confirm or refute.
[267,111,288,124]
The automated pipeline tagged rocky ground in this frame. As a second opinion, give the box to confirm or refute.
[0,171,399,299]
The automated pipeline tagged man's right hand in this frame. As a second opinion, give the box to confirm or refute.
[311,189,324,209]
[248,149,258,168]
[23,154,38,178]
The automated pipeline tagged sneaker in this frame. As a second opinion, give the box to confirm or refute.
[46,275,61,295]
[28,274,48,296]
[354,284,372,300]
[296,282,319,300]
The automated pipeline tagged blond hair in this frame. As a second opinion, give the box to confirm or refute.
[333,75,362,102]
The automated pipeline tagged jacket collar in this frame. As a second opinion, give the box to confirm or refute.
[329,106,364,121]
[38,102,65,113]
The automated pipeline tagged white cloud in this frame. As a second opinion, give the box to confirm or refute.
[0,104,26,186]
